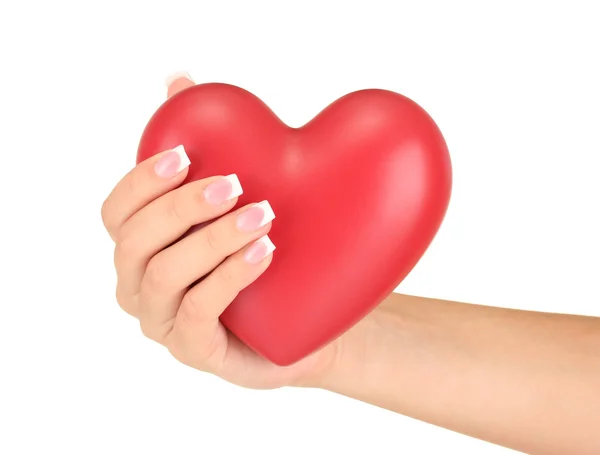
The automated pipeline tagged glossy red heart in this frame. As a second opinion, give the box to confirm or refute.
[137,83,452,366]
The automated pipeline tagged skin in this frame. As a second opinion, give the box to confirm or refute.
[101,74,600,455]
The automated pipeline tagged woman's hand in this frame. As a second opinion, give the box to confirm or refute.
[101,72,600,453]
[100,72,338,389]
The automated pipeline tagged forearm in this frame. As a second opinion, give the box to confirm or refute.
[319,293,600,454]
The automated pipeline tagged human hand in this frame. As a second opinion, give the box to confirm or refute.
[100,72,340,389]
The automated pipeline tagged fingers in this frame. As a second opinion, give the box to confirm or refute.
[168,235,276,364]
[114,174,244,297]
[101,145,190,241]
[165,71,195,98]
[107,70,198,317]
[137,200,276,341]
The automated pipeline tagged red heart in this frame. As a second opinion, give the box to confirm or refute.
[137,83,452,366]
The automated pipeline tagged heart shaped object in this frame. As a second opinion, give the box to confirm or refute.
[137,83,452,366]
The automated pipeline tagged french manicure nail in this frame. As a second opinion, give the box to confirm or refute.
[153,145,190,179]
[236,201,276,232]
[203,174,243,205]
[164,71,193,87]
[244,235,276,264]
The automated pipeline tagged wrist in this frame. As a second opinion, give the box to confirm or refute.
[313,293,409,394]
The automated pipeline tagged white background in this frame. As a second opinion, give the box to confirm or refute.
[1,1,598,454]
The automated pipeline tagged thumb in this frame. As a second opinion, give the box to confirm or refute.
[165,71,195,98]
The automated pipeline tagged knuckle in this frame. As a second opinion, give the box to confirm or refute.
[179,290,210,326]
[166,339,187,364]
[204,224,222,253]
[126,167,145,198]
[166,337,212,371]
[100,199,115,233]
[215,262,240,294]
[138,315,170,344]
[166,305,225,372]
[167,191,188,224]
[115,286,137,316]
[114,232,138,261]
[144,256,172,293]
[115,286,127,310]
[139,319,157,341]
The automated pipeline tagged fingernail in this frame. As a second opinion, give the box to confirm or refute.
[165,71,193,87]
[203,174,243,205]
[236,201,276,232]
[153,145,190,178]
[244,235,276,264]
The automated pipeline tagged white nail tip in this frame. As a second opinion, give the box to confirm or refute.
[258,235,276,255]
[164,71,193,86]
[256,200,276,226]
[224,174,244,198]
[172,145,191,172]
